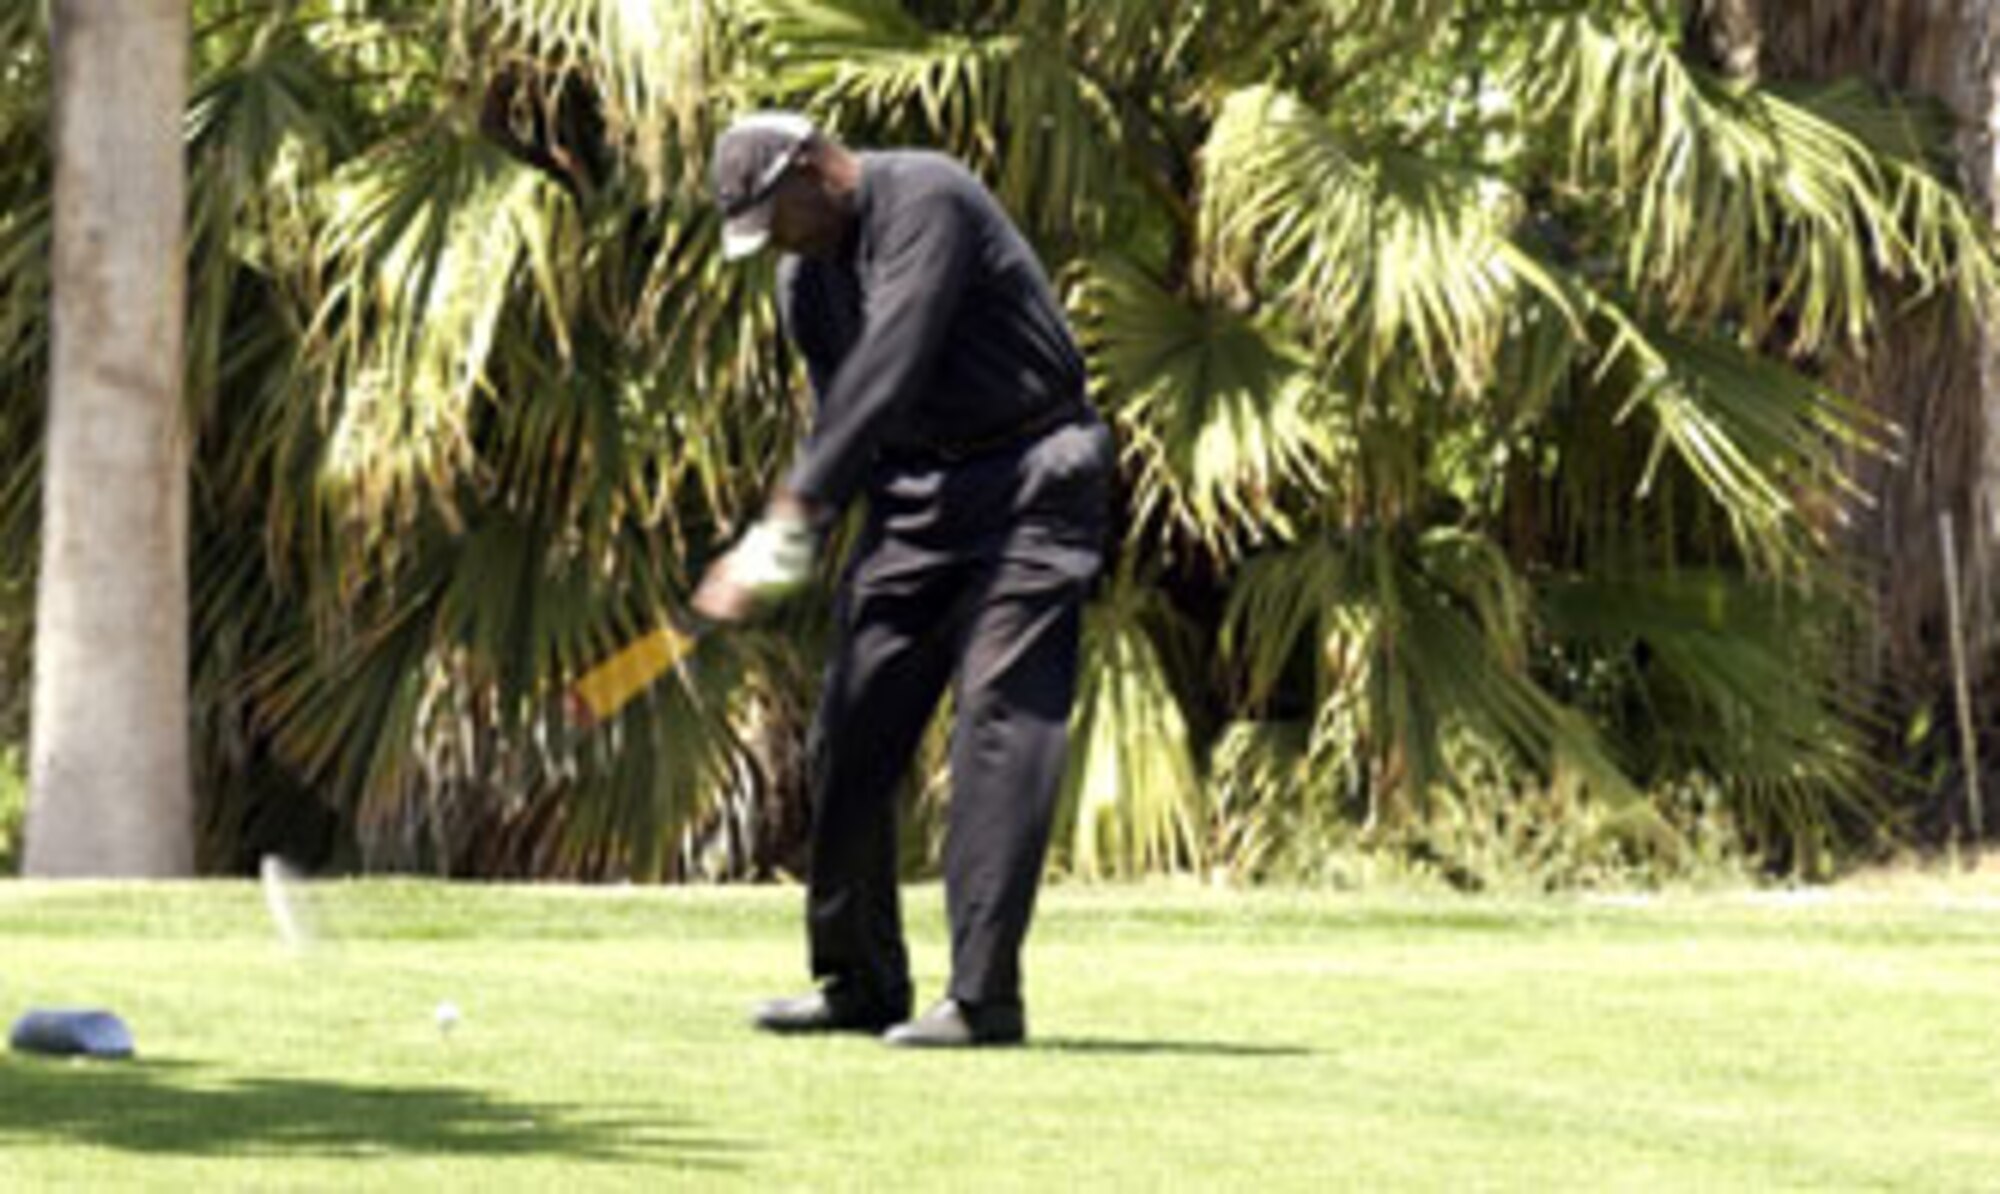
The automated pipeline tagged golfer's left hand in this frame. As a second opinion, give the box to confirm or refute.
[692,504,818,624]
[691,556,758,623]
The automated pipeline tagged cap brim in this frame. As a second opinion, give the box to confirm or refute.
[721,209,773,261]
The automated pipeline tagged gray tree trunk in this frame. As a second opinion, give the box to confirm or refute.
[26,0,193,876]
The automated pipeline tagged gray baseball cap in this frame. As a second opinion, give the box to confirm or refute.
[710,111,817,260]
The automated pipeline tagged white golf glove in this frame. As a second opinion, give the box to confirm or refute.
[725,510,817,602]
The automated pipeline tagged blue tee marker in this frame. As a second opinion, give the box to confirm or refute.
[9,1009,135,1059]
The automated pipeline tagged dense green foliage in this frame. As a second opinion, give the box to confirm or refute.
[1,1,1995,879]
[0,746,22,874]
[5,880,2000,1188]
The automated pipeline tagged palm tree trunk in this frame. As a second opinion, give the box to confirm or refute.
[1709,0,2000,832]
[26,0,192,876]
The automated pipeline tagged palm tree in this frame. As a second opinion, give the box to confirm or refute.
[744,0,1995,877]
[24,0,194,876]
[3,0,1994,881]
[171,0,775,875]
[1692,0,2000,839]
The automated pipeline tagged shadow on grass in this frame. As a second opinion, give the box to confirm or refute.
[1036,1038,1311,1058]
[0,1057,747,1171]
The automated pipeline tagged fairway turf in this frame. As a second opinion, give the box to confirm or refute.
[3,881,1999,1191]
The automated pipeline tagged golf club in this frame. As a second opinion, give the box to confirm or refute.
[259,853,322,955]
[564,613,710,728]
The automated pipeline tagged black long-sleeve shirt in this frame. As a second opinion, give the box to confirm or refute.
[776,151,1088,511]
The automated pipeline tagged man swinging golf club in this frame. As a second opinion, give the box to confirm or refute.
[696,112,1112,1047]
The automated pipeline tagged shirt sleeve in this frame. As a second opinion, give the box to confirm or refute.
[781,186,975,509]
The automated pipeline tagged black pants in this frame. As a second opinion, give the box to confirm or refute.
[805,417,1113,1010]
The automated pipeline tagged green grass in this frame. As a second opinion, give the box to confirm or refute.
[4,879,2000,1191]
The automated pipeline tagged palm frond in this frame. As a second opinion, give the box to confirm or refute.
[1593,299,1893,574]
[0,196,46,379]
[1523,9,2000,351]
[609,202,799,532]
[1079,256,1348,557]
[1201,84,1566,390]
[187,6,802,874]
[0,21,47,574]
[1398,529,1639,808]
[744,0,995,136]
[745,0,1118,247]
[0,0,47,65]
[1055,574,1205,878]
[473,0,724,185]
[306,126,583,540]
[1786,78,2000,317]
[1207,718,1337,881]
[237,488,751,877]
[1540,568,1889,849]
[1226,528,1640,821]
[187,12,357,425]
[190,14,359,174]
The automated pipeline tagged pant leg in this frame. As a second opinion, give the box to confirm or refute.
[806,539,965,1008]
[942,554,1091,1007]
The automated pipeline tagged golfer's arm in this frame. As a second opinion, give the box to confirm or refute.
[783,192,973,510]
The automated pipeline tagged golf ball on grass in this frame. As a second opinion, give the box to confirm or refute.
[435,1002,461,1035]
